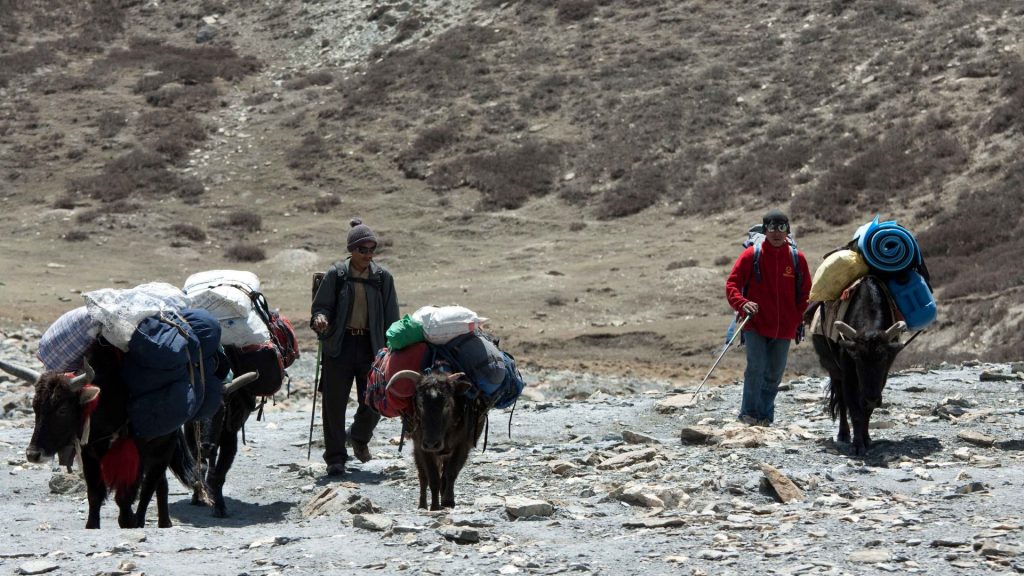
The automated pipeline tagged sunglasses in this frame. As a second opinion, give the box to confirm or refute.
[353,245,377,255]
[764,222,789,233]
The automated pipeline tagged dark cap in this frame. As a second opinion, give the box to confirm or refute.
[763,208,789,225]
[346,218,378,251]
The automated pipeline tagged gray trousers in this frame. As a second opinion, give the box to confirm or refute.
[320,334,380,466]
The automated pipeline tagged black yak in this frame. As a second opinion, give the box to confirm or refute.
[811,276,907,455]
[186,370,259,518]
[388,369,487,510]
[2,345,190,528]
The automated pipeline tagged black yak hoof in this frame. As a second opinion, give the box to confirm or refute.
[158,519,173,528]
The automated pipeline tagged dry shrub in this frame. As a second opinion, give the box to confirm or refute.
[685,140,811,216]
[313,194,341,213]
[666,259,699,270]
[52,194,77,209]
[793,120,967,225]
[225,244,266,262]
[62,230,89,242]
[243,92,273,106]
[226,210,262,232]
[69,149,205,202]
[596,165,665,219]
[96,110,126,138]
[0,45,60,87]
[443,140,560,210]
[287,133,330,172]
[105,38,260,90]
[983,60,1024,136]
[144,84,219,111]
[556,0,597,22]
[284,70,336,90]
[919,163,1024,300]
[169,223,206,242]
[75,199,141,223]
[341,25,502,111]
[137,111,208,163]
[397,123,459,173]
[392,14,424,44]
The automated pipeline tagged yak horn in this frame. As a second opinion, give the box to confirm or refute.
[0,359,42,384]
[68,359,95,391]
[387,370,421,389]
[885,321,908,341]
[834,321,858,341]
[225,371,259,395]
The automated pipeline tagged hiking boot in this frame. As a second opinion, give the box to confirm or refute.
[738,415,757,426]
[351,442,371,463]
[347,427,372,463]
[326,462,347,477]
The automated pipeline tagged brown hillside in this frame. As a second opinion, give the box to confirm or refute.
[1,0,1021,385]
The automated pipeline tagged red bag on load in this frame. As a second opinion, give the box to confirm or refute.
[365,342,429,418]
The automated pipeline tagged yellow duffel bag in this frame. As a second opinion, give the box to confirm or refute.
[809,249,869,301]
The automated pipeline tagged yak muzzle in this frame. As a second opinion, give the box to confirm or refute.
[420,438,444,452]
[26,445,42,464]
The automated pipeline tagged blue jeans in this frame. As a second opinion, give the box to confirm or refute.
[740,331,791,423]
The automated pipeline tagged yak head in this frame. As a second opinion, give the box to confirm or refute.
[834,320,906,409]
[389,368,471,453]
[27,363,98,463]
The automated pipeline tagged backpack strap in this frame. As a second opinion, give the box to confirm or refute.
[790,244,802,305]
[746,239,803,305]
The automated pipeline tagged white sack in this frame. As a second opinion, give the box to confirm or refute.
[413,305,489,345]
[219,309,272,347]
[83,282,188,351]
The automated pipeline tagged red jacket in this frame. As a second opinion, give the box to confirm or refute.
[725,240,811,340]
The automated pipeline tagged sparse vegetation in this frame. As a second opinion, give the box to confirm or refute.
[62,230,88,242]
[169,223,206,242]
[225,210,262,233]
[68,149,205,203]
[287,133,330,175]
[96,110,126,138]
[2,0,1024,366]
[666,259,699,271]
[284,70,335,90]
[313,194,341,213]
[224,244,266,262]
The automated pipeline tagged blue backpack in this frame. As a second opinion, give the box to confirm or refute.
[433,332,524,409]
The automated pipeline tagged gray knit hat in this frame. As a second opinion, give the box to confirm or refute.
[346,218,378,251]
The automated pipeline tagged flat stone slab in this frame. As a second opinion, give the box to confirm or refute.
[760,463,804,503]
[957,430,995,447]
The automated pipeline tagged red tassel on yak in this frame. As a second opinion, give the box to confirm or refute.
[100,437,139,490]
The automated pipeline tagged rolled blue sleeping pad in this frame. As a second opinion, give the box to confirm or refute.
[885,270,936,331]
[854,215,922,274]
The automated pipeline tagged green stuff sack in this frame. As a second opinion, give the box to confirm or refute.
[386,314,425,350]
[809,249,869,301]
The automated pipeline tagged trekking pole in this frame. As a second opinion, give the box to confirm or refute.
[307,339,323,461]
[693,314,752,400]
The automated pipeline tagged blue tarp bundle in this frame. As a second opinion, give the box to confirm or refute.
[853,215,935,330]
[123,309,225,438]
[854,215,922,274]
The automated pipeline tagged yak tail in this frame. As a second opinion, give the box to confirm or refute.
[170,428,212,506]
[826,379,841,421]
[101,437,140,491]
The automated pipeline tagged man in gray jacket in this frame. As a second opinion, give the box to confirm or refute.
[311,218,400,476]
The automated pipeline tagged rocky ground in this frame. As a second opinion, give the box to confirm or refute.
[2,329,1024,576]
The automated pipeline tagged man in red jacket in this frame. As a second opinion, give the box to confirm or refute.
[725,209,811,426]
